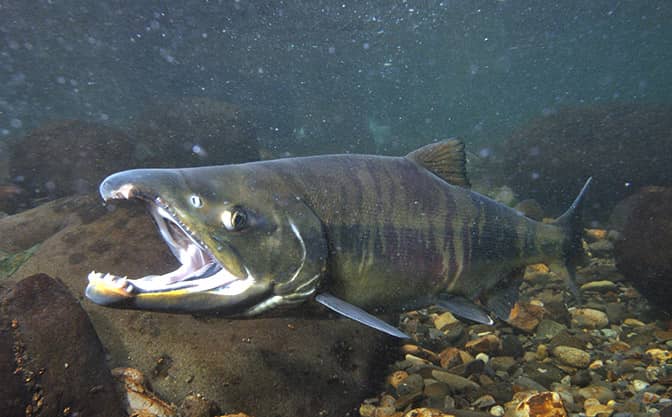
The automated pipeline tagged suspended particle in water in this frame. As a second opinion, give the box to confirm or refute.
[478,147,492,158]
[192,144,208,158]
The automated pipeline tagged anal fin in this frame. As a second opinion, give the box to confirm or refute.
[315,293,409,339]
[434,294,494,325]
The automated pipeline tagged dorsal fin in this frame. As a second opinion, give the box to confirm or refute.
[406,138,470,187]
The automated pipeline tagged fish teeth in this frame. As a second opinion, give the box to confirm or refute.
[88,271,131,291]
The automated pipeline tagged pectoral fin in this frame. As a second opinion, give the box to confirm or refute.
[434,294,494,325]
[315,293,410,339]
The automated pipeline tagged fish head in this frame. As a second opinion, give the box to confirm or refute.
[85,166,328,316]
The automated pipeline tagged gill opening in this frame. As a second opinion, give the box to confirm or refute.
[285,218,307,288]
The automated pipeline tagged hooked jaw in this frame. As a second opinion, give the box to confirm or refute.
[85,170,268,314]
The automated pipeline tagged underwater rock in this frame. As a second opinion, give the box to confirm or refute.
[2,196,391,417]
[614,187,672,312]
[0,194,105,254]
[551,346,591,369]
[0,273,124,417]
[8,120,135,210]
[505,391,567,417]
[569,308,609,329]
[131,97,260,168]
[499,104,672,218]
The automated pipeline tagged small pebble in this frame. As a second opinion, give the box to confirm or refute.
[570,308,609,329]
[423,382,450,399]
[536,319,567,340]
[631,379,650,392]
[536,344,548,360]
[584,398,615,417]
[552,345,591,368]
[580,280,617,292]
[430,370,480,391]
[433,312,459,330]
[396,373,424,396]
[489,356,516,373]
[623,318,646,327]
[465,334,501,354]
[387,370,409,389]
[577,385,616,403]
[489,405,505,416]
[472,394,496,408]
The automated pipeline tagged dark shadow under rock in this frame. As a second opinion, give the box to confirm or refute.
[614,187,672,313]
[498,103,672,219]
[2,196,395,417]
[0,273,124,417]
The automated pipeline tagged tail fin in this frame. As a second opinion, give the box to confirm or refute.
[552,177,592,303]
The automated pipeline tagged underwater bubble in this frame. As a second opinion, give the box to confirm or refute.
[478,147,492,158]
[192,144,208,158]
[45,181,56,193]
[159,48,176,63]
[9,118,22,128]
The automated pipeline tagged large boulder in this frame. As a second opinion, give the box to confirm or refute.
[499,104,672,218]
[8,120,135,209]
[0,274,125,417]
[614,187,672,313]
[0,197,393,416]
[131,97,260,167]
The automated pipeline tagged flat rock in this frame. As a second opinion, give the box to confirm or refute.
[430,370,480,392]
[0,274,124,417]
[1,197,392,417]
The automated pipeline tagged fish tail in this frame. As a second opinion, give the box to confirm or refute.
[552,177,592,303]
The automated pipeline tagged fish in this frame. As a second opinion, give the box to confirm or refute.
[85,139,590,338]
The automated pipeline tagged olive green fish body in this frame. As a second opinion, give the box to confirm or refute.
[85,139,589,337]
[232,155,565,310]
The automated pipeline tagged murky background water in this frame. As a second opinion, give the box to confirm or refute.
[1,2,672,417]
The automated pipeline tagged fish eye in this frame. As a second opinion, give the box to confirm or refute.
[221,208,248,231]
[189,195,204,208]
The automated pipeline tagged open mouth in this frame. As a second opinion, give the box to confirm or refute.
[87,201,254,299]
